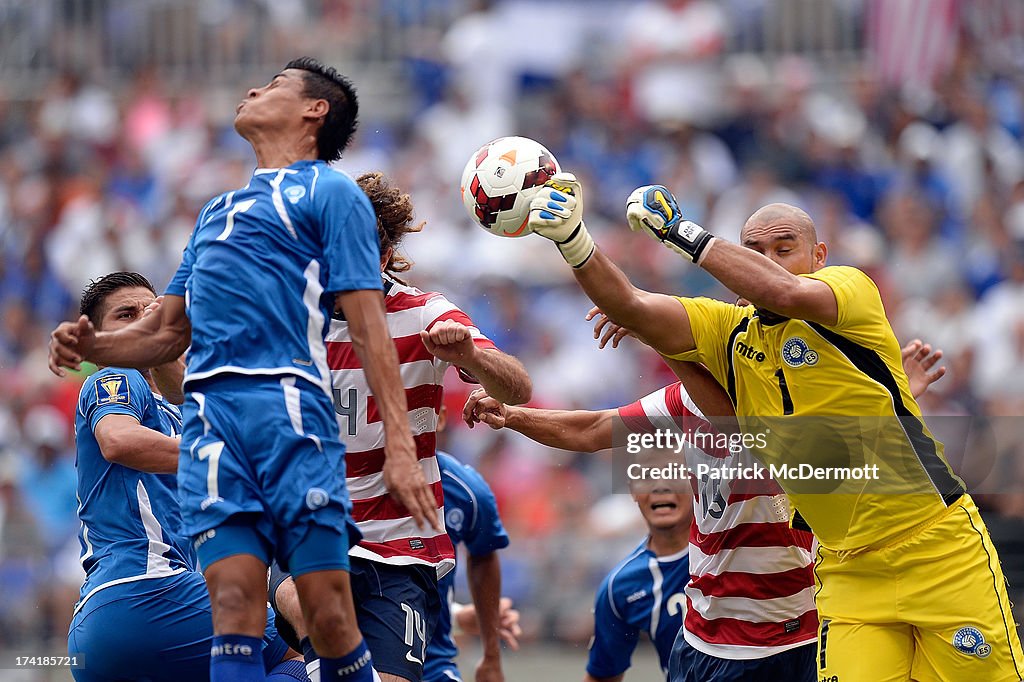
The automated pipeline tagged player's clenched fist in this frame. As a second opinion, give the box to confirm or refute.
[48,315,97,377]
[462,388,509,430]
[527,172,595,268]
[626,184,714,263]
[420,319,475,364]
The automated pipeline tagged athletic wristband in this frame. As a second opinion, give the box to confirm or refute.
[663,220,714,264]
[556,221,596,268]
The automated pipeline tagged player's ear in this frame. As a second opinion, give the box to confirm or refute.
[305,98,329,121]
[813,241,827,269]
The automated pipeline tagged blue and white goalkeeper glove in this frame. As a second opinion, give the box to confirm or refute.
[626,185,714,263]
[528,172,595,268]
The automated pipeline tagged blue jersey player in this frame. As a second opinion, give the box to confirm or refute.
[424,451,511,682]
[66,272,307,682]
[586,488,693,682]
[49,58,438,682]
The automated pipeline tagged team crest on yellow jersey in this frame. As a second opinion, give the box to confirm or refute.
[95,373,130,406]
[782,337,818,367]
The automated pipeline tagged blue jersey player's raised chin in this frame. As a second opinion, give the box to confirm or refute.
[49,58,437,682]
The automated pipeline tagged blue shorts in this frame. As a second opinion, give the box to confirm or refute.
[423,661,461,682]
[678,640,816,682]
[350,557,441,681]
[68,570,288,681]
[179,374,359,575]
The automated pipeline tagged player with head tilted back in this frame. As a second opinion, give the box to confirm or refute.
[514,172,1024,682]
[266,171,531,682]
[49,58,439,682]
[66,272,309,682]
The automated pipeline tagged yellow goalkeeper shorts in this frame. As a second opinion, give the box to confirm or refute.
[813,494,1023,682]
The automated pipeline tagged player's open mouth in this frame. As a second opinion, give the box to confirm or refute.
[651,501,677,511]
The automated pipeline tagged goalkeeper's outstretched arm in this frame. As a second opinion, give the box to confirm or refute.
[527,173,697,358]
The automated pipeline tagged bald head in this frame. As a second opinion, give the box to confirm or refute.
[739,202,825,275]
[742,203,817,243]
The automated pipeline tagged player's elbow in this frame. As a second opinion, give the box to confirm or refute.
[98,433,137,466]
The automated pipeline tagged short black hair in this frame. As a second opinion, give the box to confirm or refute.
[80,272,156,327]
[284,57,359,163]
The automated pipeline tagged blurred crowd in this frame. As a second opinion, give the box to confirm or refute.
[2,0,1024,654]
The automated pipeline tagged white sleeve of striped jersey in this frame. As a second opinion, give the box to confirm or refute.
[636,386,674,420]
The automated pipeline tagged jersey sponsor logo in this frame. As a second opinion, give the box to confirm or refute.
[95,374,130,406]
[283,185,306,204]
[625,589,648,604]
[210,642,253,657]
[193,528,217,551]
[305,487,329,510]
[409,538,425,550]
[445,507,464,532]
[952,626,991,658]
[735,340,766,362]
[782,337,818,367]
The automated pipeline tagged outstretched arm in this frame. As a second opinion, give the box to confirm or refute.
[572,250,698,357]
[624,185,838,325]
[463,389,615,452]
[48,295,191,376]
[526,174,697,357]
[337,289,441,531]
[698,240,838,325]
[420,319,532,405]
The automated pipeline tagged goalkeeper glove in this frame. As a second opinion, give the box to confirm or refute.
[626,185,714,263]
[528,173,595,268]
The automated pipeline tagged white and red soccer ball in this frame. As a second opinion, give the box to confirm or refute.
[460,136,560,238]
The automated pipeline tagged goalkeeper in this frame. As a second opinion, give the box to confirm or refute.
[523,175,1023,682]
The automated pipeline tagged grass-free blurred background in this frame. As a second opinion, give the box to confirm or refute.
[2,0,1024,679]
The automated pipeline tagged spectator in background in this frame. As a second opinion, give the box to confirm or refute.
[621,0,729,130]
[17,404,78,553]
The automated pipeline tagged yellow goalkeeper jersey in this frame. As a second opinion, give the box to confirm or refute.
[669,265,965,551]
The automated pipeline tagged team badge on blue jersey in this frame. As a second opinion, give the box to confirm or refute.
[95,374,130,406]
[445,508,464,532]
[782,337,818,367]
[952,626,991,658]
[305,487,329,510]
[284,186,306,204]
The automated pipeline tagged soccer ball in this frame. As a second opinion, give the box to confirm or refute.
[460,136,560,237]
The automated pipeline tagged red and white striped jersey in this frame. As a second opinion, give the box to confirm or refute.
[325,281,496,576]
[618,382,817,660]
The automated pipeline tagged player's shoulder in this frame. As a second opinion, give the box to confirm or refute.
[604,541,652,592]
[313,164,367,200]
[438,452,491,500]
[79,367,148,407]
[801,264,876,291]
[384,281,448,312]
[599,541,652,613]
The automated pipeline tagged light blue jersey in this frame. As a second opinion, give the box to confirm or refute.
[73,367,191,613]
[424,452,510,682]
[166,160,381,391]
[587,540,692,680]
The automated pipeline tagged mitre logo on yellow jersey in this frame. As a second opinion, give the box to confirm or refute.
[735,340,766,362]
